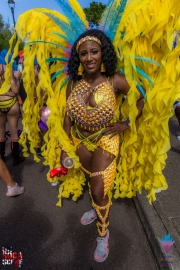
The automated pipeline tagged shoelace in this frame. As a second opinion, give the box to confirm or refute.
[97,237,107,249]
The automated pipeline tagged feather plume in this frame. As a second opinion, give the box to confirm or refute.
[46,32,72,44]
[27,40,71,52]
[119,69,146,98]
[99,0,115,32]
[60,77,69,90]
[134,56,160,66]
[51,67,68,81]
[137,83,146,99]
[68,0,88,28]
[42,12,77,42]
[46,57,69,63]
[108,0,128,41]
[133,66,154,87]
[55,0,87,34]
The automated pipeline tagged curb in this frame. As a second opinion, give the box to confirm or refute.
[133,191,180,270]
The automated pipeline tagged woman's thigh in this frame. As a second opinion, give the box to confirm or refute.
[7,102,19,135]
[76,143,93,172]
[90,147,115,199]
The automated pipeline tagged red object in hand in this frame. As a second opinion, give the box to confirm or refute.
[50,166,68,178]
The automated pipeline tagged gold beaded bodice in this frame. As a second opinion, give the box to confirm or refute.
[66,79,116,130]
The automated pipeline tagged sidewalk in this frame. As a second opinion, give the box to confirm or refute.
[133,117,180,270]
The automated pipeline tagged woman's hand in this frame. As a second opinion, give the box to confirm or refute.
[60,150,69,167]
[103,121,129,138]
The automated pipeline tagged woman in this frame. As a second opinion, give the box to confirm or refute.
[60,29,144,263]
[0,70,25,165]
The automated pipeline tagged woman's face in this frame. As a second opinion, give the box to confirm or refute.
[78,40,102,74]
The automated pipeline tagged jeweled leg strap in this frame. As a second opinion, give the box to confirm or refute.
[90,158,116,198]
[92,199,110,237]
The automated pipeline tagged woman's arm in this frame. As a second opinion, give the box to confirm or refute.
[175,105,180,125]
[105,72,144,136]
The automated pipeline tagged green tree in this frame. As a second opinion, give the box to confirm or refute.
[0,14,4,30]
[0,14,24,52]
[83,2,106,26]
[0,24,12,52]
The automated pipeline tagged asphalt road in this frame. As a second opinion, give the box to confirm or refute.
[0,123,158,270]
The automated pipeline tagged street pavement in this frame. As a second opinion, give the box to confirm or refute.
[3,117,180,269]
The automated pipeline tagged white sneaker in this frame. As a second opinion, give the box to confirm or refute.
[80,209,97,225]
[177,136,180,140]
[6,183,24,196]
[94,231,109,263]
[155,188,161,194]
[51,182,58,186]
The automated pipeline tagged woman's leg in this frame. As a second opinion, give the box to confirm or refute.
[76,143,93,172]
[77,144,98,225]
[90,148,116,262]
[77,142,116,262]
[0,157,24,196]
[0,157,15,186]
[0,112,7,160]
[7,102,25,165]
[7,102,19,140]
[90,147,115,233]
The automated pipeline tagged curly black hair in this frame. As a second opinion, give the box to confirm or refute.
[68,29,117,81]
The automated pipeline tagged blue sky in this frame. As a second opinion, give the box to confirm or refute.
[1,0,108,25]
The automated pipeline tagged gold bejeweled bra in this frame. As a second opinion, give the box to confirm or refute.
[66,79,116,130]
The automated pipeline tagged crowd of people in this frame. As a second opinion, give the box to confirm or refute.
[0,0,180,263]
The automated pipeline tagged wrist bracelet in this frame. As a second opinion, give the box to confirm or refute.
[124,118,130,126]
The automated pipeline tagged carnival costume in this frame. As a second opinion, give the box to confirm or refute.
[0,0,180,209]
[0,50,25,165]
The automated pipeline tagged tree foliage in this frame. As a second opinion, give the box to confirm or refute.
[83,2,106,26]
[0,14,12,52]
[0,14,24,53]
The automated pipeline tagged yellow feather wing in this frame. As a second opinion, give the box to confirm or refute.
[68,0,88,28]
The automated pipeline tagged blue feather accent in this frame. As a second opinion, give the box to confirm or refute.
[99,0,115,32]
[133,66,154,87]
[46,32,72,44]
[46,57,69,63]
[119,69,146,99]
[120,32,125,38]
[42,12,77,43]
[27,40,71,52]
[51,67,68,81]
[0,56,6,65]
[108,0,128,41]
[134,56,160,66]
[119,69,125,75]
[60,77,69,90]
[55,0,87,34]
[137,83,146,99]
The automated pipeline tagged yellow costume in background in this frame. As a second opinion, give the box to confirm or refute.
[0,0,180,206]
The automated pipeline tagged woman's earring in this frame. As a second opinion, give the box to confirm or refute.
[78,63,83,75]
[101,63,106,72]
